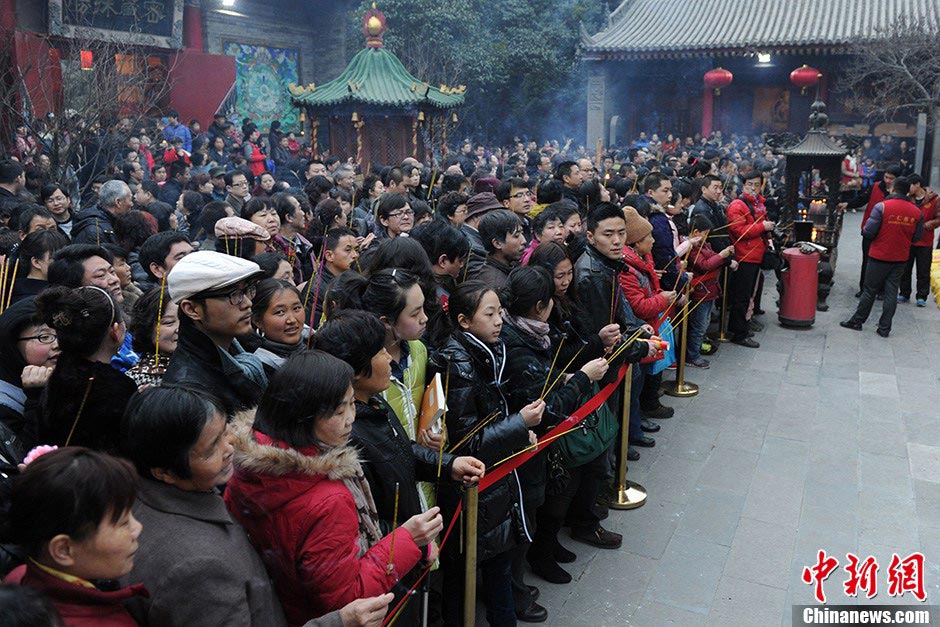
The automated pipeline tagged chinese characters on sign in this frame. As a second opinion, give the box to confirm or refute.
[63,0,174,35]
[802,551,926,604]
[49,0,183,49]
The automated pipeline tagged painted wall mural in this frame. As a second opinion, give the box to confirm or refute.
[224,42,299,134]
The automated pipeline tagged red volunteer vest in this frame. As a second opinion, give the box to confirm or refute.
[869,197,922,262]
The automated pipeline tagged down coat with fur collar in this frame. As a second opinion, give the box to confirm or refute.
[223,413,423,626]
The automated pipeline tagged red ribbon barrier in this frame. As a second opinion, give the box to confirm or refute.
[479,362,629,492]
[689,267,721,287]
[381,361,632,625]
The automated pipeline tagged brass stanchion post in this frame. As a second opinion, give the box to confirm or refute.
[663,281,699,397]
[610,366,648,510]
[462,484,478,626]
[718,268,731,342]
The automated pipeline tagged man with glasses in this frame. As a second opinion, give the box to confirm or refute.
[165,251,267,413]
[224,171,250,214]
[496,177,534,242]
[726,171,775,348]
[576,158,596,184]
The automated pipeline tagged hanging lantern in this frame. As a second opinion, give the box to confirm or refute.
[80,50,93,71]
[790,64,821,95]
[703,67,733,95]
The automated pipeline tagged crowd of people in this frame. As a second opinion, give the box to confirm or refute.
[0,111,934,627]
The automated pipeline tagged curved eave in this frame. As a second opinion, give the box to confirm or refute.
[290,93,463,109]
[581,43,849,61]
[781,132,847,157]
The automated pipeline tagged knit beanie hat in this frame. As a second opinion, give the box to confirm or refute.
[623,206,653,245]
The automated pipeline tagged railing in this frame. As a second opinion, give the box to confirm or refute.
[214,81,237,120]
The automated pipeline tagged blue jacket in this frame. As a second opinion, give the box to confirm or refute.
[163,123,193,152]
[648,208,686,291]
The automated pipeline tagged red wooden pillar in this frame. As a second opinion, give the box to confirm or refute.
[701,86,714,137]
[183,3,203,51]
[0,0,15,31]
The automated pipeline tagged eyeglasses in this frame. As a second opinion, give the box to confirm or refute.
[510,191,534,199]
[387,209,414,219]
[19,332,57,344]
[203,283,257,306]
[230,181,249,187]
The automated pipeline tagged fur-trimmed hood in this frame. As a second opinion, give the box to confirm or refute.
[230,410,364,483]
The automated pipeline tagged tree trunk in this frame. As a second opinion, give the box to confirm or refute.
[930,106,940,186]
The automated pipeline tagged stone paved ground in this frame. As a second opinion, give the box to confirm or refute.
[527,213,940,626]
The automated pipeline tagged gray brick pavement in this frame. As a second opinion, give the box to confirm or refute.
[521,213,940,626]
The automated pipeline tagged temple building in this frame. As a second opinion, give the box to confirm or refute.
[581,0,940,145]
[2,0,350,131]
[288,4,465,167]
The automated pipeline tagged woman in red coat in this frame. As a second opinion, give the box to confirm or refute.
[224,351,443,626]
[243,126,267,178]
[619,208,679,327]
[618,206,677,434]
[3,447,147,626]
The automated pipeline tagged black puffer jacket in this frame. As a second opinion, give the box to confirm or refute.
[163,318,266,415]
[572,244,649,377]
[428,331,531,562]
[500,319,592,510]
[352,396,455,533]
[70,205,116,246]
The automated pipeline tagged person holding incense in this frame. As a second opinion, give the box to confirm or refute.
[314,309,484,625]
[224,350,443,625]
[126,287,180,388]
[122,384,389,627]
[501,266,609,600]
[685,214,736,369]
[297,227,359,327]
[36,285,136,452]
[427,280,545,626]
[619,205,677,442]
[2,447,146,625]
[572,203,654,468]
[726,170,774,348]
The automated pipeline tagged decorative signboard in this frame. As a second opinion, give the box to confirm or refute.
[48,0,184,49]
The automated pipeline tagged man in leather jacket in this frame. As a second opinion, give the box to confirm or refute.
[165,251,267,414]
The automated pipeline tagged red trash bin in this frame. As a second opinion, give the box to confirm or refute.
[778,247,819,327]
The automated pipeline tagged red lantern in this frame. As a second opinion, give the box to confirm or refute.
[704,67,733,95]
[80,49,93,71]
[790,64,821,95]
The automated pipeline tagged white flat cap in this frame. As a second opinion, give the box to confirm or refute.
[166,250,263,302]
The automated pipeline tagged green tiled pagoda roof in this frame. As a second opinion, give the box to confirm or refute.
[289,47,465,109]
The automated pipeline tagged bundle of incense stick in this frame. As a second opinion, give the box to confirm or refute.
[386,482,400,575]
[154,276,167,362]
[447,409,502,454]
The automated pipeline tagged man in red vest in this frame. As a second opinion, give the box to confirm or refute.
[899,174,940,306]
[726,171,774,348]
[857,164,900,296]
[842,176,924,337]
